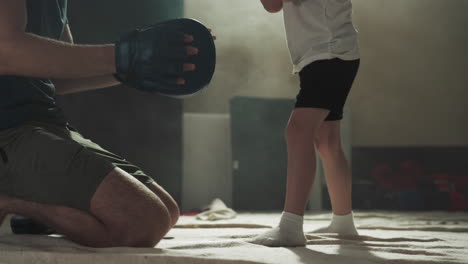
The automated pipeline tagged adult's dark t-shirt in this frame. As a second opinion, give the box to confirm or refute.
[0,0,68,130]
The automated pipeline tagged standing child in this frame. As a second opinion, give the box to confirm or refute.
[250,0,361,247]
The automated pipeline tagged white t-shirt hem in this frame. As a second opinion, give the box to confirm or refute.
[292,53,361,74]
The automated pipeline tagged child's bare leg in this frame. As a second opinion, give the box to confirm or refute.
[250,108,329,247]
[283,109,329,215]
[316,121,352,215]
[313,121,357,235]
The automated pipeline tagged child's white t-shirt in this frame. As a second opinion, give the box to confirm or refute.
[283,0,360,73]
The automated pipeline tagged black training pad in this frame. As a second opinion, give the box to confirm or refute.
[157,18,216,97]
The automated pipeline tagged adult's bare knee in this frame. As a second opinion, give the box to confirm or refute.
[166,199,180,227]
[90,169,173,247]
[146,183,180,227]
[115,201,172,247]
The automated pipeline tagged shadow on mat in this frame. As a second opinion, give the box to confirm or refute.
[285,233,460,264]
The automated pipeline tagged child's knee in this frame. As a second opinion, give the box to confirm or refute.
[285,120,316,140]
[315,135,342,157]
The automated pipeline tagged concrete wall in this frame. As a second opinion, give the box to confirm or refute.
[67,1,184,43]
[351,0,468,146]
[184,0,468,147]
[182,114,232,211]
[184,1,297,112]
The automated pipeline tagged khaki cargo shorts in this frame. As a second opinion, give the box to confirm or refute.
[0,121,154,211]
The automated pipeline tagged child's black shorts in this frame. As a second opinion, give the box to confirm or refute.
[296,58,360,121]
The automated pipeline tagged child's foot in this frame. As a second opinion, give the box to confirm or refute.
[308,212,358,236]
[249,212,306,247]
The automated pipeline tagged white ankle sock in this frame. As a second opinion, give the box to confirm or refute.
[309,212,358,235]
[249,212,307,247]
[328,212,358,235]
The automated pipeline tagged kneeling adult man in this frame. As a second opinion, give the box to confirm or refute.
[0,0,215,247]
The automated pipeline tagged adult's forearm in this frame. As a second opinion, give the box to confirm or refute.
[0,32,115,79]
[54,75,120,95]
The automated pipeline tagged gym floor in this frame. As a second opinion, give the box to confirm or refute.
[1,211,467,264]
